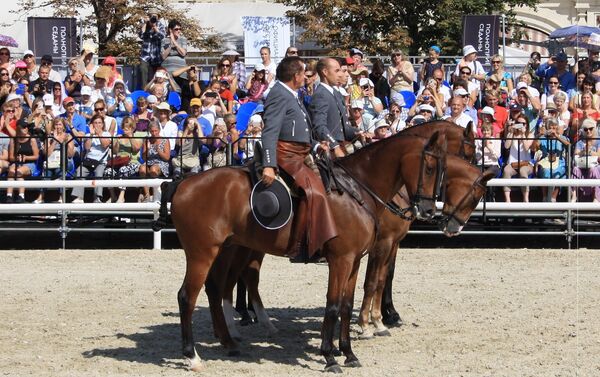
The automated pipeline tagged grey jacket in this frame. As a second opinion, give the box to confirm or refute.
[309,84,358,148]
[261,81,329,168]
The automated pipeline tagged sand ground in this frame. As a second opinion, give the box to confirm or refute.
[0,248,598,377]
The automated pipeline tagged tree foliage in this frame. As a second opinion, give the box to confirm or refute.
[12,0,221,59]
[279,0,540,56]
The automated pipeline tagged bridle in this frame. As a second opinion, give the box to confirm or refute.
[333,145,446,221]
[459,137,477,164]
[435,174,486,228]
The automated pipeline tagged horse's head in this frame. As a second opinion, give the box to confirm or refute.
[438,159,497,236]
[445,122,476,163]
[404,131,447,221]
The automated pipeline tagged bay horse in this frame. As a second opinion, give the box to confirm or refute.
[216,121,476,337]
[168,132,447,372]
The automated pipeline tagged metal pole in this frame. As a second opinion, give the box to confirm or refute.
[153,209,162,250]
[292,17,296,46]
[60,139,67,249]
[501,14,506,65]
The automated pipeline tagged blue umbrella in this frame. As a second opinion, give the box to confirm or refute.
[549,25,600,51]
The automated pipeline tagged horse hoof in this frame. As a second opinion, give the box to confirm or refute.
[359,331,374,340]
[374,329,391,337]
[186,355,204,372]
[382,312,401,326]
[344,359,362,368]
[227,348,241,357]
[324,363,343,373]
[332,347,342,357]
[239,315,253,327]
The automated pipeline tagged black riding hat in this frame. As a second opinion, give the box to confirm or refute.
[250,178,293,230]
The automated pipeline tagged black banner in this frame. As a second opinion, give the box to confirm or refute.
[28,17,78,65]
[462,15,500,64]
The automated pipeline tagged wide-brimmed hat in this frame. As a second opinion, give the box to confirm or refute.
[251,178,293,230]
[153,102,172,113]
[480,106,496,120]
[5,93,22,104]
[418,104,435,114]
[94,66,112,80]
[463,45,477,57]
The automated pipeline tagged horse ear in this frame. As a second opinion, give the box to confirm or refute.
[481,166,499,183]
[425,130,446,153]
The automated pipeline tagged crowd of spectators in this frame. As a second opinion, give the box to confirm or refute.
[1,19,600,204]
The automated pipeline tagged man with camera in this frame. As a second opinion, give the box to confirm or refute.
[138,7,166,90]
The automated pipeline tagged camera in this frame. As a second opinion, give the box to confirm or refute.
[205,92,218,98]
[423,95,430,101]
[150,16,158,24]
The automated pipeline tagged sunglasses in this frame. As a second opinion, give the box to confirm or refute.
[492,61,501,64]
[460,71,471,75]
[4,109,15,113]
[53,87,62,91]
[95,107,105,111]
[0,52,9,56]
[222,64,230,67]
[0,72,8,76]
[549,81,559,85]
[391,110,401,114]
[173,27,181,31]
[361,85,371,90]
[434,77,443,81]
[584,127,595,131]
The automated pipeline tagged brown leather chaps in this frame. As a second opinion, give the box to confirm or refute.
[276,141,338,256]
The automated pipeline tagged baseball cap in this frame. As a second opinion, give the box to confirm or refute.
[350,100,364,109]
[190,98,202,107]
[345,57,354,65]
[546,102,557,111]
[554,52,568,62]
[430,45,441,54]
[418,104,435,114]
[374,118,390,130]
[509,103,522,112]
[146,95,158,104]
[516,81,528,91]
[359,78,374,87]
[349,48,364,57]
[42,93,53,107]
[63,96,75,106]
[254,63,266,71]
[155,70,167,79]
[15,60,27,69]
[23,50,34,58]
[249,114,263,125]
[81,86,92,96]
[411,115,427,125]
[41,54,53,63]
[480,106,495,120]
[5,93,22,104]
[453,88,469,96]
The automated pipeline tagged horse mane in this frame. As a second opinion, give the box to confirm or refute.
[337,131,425,168]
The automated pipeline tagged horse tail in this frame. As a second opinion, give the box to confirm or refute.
[152,178,184,231]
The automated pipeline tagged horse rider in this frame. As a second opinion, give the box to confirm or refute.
[310,57,359,156]
[261,56,339,259]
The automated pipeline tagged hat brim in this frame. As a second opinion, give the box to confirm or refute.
[153,105,172,113]
[251,179,293,230]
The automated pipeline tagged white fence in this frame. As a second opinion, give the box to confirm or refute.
[1,178,600,249]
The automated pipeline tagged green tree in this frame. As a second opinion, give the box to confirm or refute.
[279,0,539,56]
[12,0,221,59]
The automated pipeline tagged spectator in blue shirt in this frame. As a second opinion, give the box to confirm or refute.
[536,52,576,94]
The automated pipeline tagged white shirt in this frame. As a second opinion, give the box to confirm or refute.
[444,112,474,133]
[159,120,178,151]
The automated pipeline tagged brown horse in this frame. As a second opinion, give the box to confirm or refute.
[219,121,476,336]
[357,159,496,337]
[168,132,447,372]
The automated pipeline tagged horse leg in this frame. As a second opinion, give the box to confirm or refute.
[320,256,353,373]
[371,243,398,336]
[204,271,240,356]
[177,247,220,372]
[222,275,243,341]
[234,279,254,326]
[339,258,362,368]
[358,251,380,339]
[242,251,278,335]
[381,250,402,326]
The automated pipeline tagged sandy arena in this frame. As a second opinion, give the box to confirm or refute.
[0,248,598,377]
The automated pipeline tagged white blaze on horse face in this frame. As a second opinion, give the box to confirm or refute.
[222,299,242,340]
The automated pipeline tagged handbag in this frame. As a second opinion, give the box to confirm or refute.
[44,149,61,169]
[510,161,530,169]
[81,158,103,171]
[575,156,599,169]
[107,155,131,169]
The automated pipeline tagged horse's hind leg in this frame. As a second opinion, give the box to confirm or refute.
[243,251,278,335]
[204,271,240,356]
[339,258,362,368]
[371,244,398,336]
[234,279,254,326]
[358,251,380,339]
[178,247,219,371]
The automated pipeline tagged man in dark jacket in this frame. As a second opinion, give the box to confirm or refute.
[310,57,358,157]
[261,56,338,258]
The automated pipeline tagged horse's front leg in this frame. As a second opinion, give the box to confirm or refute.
[321,255,352,373]
[371,243,399,336]
[178,245,221,371]
[358,250,380,339]
[381,250,402,326]
[339,257,362,368]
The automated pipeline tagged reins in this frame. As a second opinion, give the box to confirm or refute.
[436,174,486,227]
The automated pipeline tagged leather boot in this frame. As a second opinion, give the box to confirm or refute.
[288,199,308,263]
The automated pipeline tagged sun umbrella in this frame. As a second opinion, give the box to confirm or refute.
[549,25,600,51]
[0,34,18,48]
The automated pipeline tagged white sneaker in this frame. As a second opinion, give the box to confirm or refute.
[33,199,44,204]
[72,198,84,204]
[94,197,103,204]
